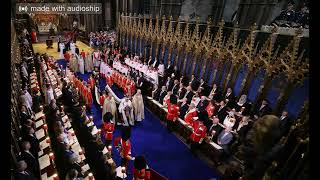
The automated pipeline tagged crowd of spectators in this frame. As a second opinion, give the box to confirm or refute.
[273,1,309,28]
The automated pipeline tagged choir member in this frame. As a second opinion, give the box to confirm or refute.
[70,41,76,55]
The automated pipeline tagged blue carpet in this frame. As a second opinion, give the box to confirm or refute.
[56,59,221,180]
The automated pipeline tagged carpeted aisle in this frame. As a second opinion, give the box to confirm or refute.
[57,59,221,180]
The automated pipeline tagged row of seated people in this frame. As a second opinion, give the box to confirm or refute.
[151,74,293,157]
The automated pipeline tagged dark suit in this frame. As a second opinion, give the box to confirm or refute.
[24,134,40,159]
[216,106,228,124]
[178,87,187,100]
[209,124,223,142]
[14,171,36,180]
[190,79,199,91]
[173,69,181,79]
[209,87,222,102]
[179,103,189,119]
[224,92,235,108]
[153,88,161,101]
[159,90,167,104]
[198,82,209,96]
[180,77,189,86]
[279,116,291,136]
[20,112,31,124]
[172,83,179,95]
[19,151,40,179]
[184,91,194,104]
[254,104,272,118]
[165,79,174,91]
[217,130,233,151]
[197,100,209,111]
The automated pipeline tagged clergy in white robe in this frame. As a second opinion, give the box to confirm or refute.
[70,54,79,72]
[85,52,94,72]
[93,51,101,67]
[102,93,118,124]
[78,56,85,74]
[45,85,55,105]
[70,41,76,55]
[118,97,134,126]
[158,63,164,75]
[59,42,65,59]
[132,89,145,122]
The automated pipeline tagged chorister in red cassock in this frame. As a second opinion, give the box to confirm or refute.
[190,120,207,143]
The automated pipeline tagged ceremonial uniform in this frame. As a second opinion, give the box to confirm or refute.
[166,103,179,132]
[102,122,115,146]
[114,137,132,168]
[184,109,197,125]
[133,168,151,180]
[190,121,207,151]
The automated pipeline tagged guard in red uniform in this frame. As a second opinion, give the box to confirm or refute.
[102,112,115,146]
[114,127,134,170]
[133,156,151,180]
[184,104,198,126]
[189,120,207,152]
[166,97,179,132]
